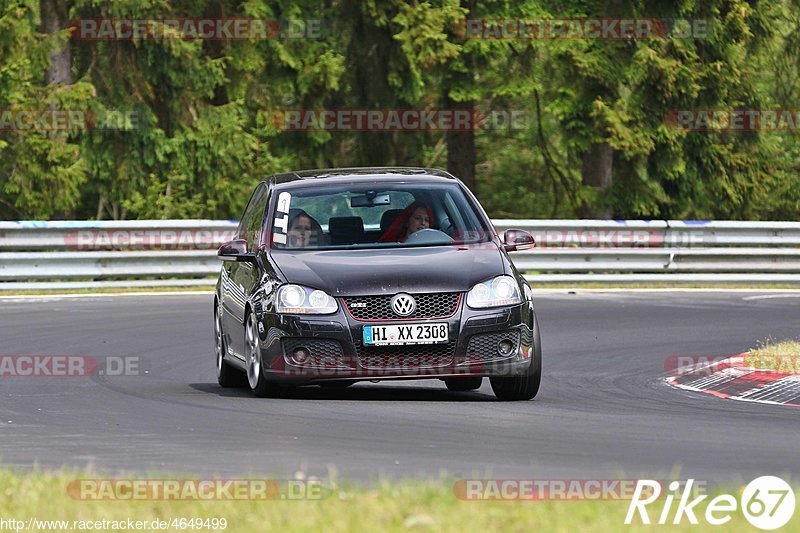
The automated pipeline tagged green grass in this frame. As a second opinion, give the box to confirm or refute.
[746,339,800,372]
[1,469,797,532]
[751,339,800,357]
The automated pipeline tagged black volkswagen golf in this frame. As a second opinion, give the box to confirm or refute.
[214,167,542,400]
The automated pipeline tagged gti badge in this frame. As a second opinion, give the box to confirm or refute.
[390,293,416,317]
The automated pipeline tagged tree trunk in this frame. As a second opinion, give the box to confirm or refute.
[579,141,613,218]
[41,0,72,86]
[444,0,477,191]
[445,106,476,191]
[346,0,397,166]
[41,0,75,219]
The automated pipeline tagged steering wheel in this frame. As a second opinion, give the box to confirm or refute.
[404,228,455,245]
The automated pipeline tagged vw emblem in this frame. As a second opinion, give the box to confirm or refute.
[390,293,416,317]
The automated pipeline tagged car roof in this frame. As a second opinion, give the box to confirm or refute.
[266,167,458,190]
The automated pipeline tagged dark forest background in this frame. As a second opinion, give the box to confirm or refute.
[1,0,799,220]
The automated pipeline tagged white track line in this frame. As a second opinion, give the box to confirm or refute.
[741,294,800,300]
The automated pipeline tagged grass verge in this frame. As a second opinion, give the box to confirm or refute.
[747,339,800,372]
[1,469,798,532]
[751,339,800,357]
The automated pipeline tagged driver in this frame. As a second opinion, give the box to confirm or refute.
[407,204,430,235]
[379,201,434,242]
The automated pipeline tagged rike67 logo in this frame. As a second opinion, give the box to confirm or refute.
[626,476,796,530]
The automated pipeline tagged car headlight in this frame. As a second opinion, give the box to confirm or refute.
[466,276,521,308]
[276,284,338,314]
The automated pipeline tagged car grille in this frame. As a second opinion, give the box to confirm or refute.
[344,292,461,321]
[356,341,457,369]
[282,339,350,368]
[463,330,521,364]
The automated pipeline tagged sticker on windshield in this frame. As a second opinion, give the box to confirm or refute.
[272,192,291,245]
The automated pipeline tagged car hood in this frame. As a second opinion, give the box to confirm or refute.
[269,245,506,296]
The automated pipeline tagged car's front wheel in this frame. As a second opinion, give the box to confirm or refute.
[489,316,542,401]
[215,301,245,388]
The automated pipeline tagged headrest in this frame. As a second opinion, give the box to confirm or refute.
[328,216,365,244]
[380,209,404,232]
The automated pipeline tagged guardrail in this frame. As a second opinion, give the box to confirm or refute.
[1,219,800,289]
[492,219,800,247]
[0,220,238,251]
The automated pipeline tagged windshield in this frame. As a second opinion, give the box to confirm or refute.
[269,182,492,250]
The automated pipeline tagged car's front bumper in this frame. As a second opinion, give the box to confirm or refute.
[253,299,537,383]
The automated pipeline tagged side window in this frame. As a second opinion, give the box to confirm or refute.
[237,184,268,251]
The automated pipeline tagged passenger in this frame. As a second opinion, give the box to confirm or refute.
[379,201,434,242]
[287,210,321,248]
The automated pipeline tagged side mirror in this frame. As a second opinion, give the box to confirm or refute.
[503,229,535,252]
[218,239,256,262]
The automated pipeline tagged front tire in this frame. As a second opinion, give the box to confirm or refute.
[489,316,542,401]
[215,301,245,388]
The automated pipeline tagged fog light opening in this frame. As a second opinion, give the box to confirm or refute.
[497,340,515,356]
[293,347,310,364]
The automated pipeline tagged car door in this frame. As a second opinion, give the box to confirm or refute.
[221,183,268,358]
[232,184,271,322]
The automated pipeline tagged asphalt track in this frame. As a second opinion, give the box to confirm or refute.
[1,291,798,486]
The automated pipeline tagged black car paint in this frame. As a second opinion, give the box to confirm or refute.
[269,245,506,296]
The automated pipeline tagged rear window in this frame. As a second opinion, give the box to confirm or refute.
[269,182,491,250]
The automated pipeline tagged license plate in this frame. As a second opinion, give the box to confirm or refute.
[363,323,449,346]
